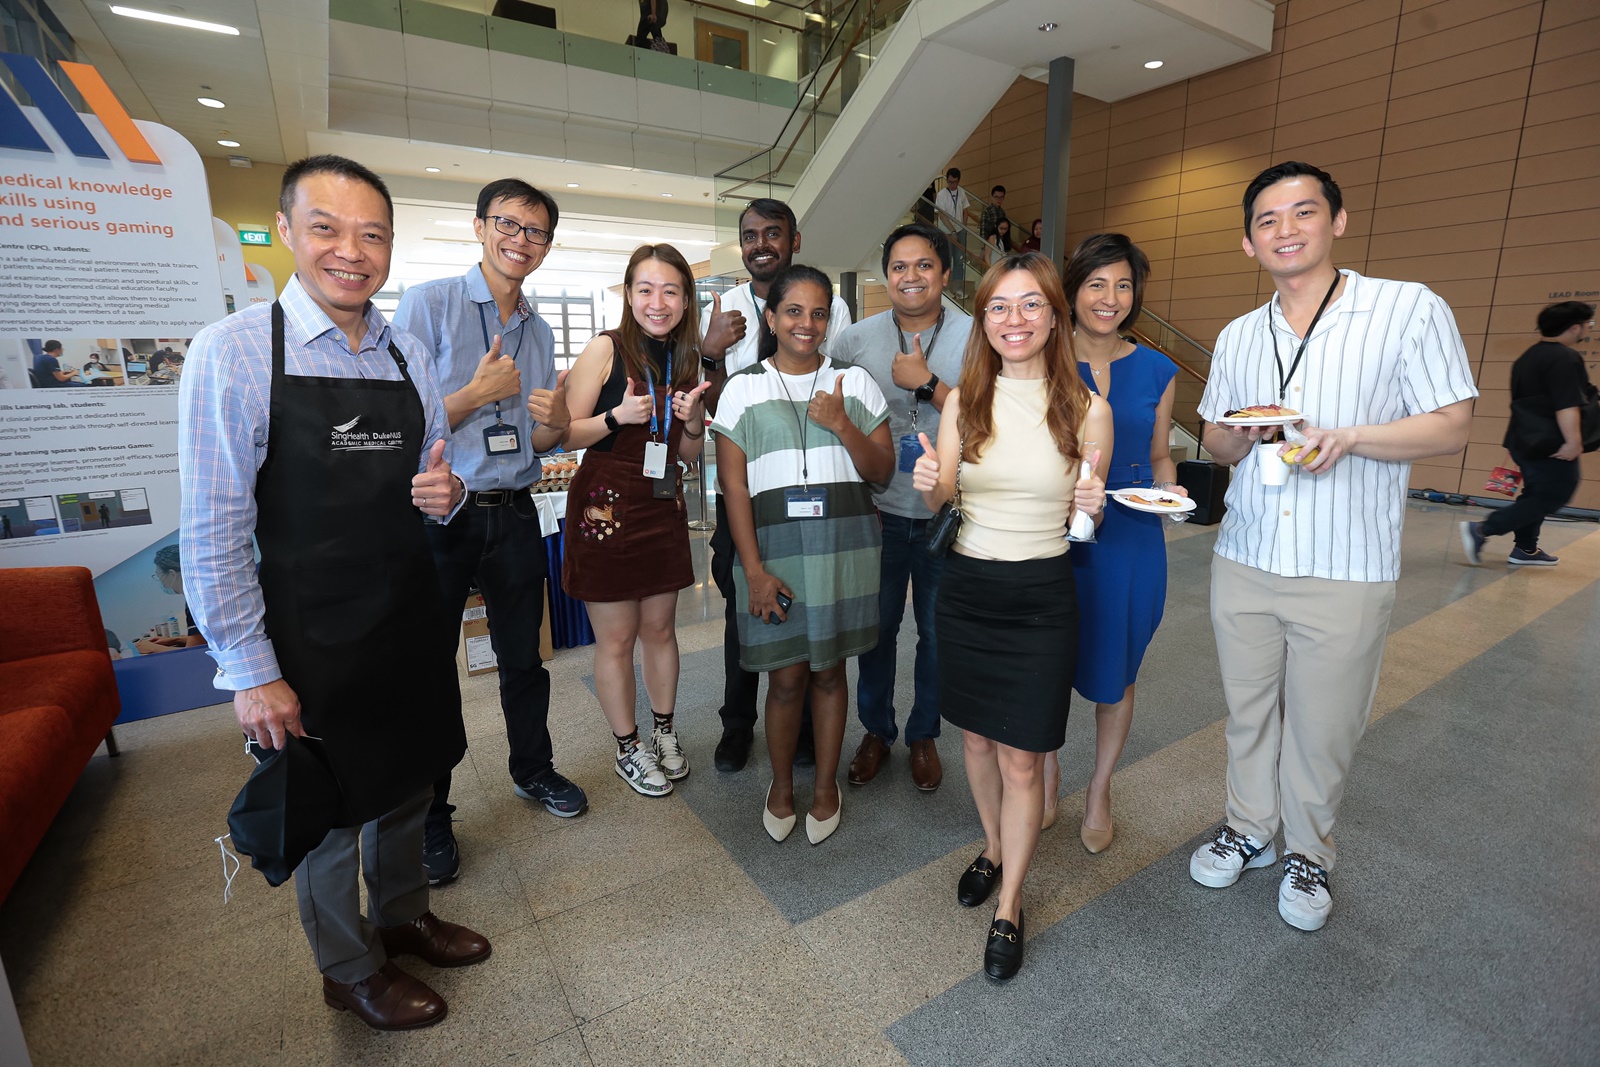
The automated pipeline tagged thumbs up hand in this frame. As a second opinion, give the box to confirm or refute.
[472,333,521,404]
[702,290,747,360]
[612,376,655,426]
[412,439,462,516]
[807,372,849,433]
[671,379,713,423]
[526,367,570,430]
[892,332,932,390]
[911,431,941,492]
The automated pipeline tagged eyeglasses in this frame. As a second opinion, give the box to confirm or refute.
[983,298,1050,322]
[485,215,553,246]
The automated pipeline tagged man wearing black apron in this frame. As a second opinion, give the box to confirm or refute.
[180,156,490,1031]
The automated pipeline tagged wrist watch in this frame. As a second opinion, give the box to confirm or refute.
[603,408,620,433]
[701,354,722,372]
[914,374,940,403]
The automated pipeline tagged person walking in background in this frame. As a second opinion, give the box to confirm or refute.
[1041,233,1184,851]
[912,251,1112,981]
[713,265,893,846]
[634,0,668,47]
[394,177,588,887]
[699,198,852,773]
[935,168,976,288]
[561,245,710,797]
[978,185,1009,249]
[831,222,971,793]
[1192,161,1475,933]
[986,218,1014,262]
[1461,300,1594,568]
[1022,218,1042,254]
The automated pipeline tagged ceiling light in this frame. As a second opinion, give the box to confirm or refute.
[424,167,441,172]
[1038,22,1058,31]
[1144,60,1164,69]
[110,6,240,35]
[197,97,225,109]
[566,182,580,188]
[661,192,673,197]
[216,139,241,147]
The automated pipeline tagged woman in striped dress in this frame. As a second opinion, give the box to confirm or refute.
[712,265,894,845]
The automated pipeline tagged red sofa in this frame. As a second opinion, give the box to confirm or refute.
[0,567,122,903]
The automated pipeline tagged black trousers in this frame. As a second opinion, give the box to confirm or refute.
[711,494,812,734]
[635,0,667,42]
[427,494,554,816]
[1482,451,1582,551]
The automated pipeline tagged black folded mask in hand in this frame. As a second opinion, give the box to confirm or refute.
[227,733,344,887]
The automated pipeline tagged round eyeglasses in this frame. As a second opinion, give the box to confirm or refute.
[485,215,553,246]
[983,298,1050,322]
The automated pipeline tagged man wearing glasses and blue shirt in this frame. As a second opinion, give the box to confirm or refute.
[394,178,587,886]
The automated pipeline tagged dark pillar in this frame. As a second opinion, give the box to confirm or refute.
[1040,56,1075,268]
[839,270,858,322]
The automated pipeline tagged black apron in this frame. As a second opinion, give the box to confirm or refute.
[254,302,465,828]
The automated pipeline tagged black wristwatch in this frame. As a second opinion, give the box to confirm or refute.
[914,374,940,403]
[603,408,620,433]
[701,354,722,372]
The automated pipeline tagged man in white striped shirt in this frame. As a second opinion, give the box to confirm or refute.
[1188,162,1477,932]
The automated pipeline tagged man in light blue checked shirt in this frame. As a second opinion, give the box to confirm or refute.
[180,155,491,1032]
[393,178,588,886]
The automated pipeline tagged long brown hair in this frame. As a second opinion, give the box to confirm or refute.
[616,244,701,392]
[957,251,1090,464]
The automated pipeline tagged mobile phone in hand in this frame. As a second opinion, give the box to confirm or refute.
[768,591,793,625]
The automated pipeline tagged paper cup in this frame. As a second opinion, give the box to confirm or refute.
[1256,442,1290,486]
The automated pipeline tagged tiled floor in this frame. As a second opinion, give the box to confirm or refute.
[3,502,1597,1066]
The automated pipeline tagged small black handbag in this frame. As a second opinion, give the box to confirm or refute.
[925,439,963,558]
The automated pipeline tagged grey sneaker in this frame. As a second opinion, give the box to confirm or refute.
[1508,546,1558,566]
[652,723,690,780]
[1459,521,1486,565]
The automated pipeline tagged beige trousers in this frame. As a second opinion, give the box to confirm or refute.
[1209,555,1396,869]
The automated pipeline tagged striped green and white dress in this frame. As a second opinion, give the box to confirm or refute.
[713,356,889,672]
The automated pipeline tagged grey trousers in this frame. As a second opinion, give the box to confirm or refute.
[293,788,431,984]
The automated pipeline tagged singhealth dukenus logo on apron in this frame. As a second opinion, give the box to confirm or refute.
[330,416,403,452]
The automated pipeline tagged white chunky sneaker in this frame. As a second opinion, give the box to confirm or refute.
[1278,853,1333,932]
[615,742,673,797]
[652,723,690,781]
[1190,824,1277,888]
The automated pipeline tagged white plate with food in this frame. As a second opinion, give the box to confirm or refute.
[1111,488,1197,515]
[1215,405,1305,427]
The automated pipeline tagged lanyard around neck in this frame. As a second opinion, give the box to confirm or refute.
[774,357,825,489]
[894,307,945,431]
[476,301,528,424]
[1270,272,1341,403]
[644,345,673,442]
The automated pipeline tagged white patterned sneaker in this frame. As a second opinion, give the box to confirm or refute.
[1278,853,1333,931]
[1189,824,1277,888]
[652,723,690,780]
[615,743,672,797]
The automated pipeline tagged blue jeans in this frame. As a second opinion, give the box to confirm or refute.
[856,511,943,744]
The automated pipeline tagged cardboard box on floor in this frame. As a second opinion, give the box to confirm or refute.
[457,591,554,677]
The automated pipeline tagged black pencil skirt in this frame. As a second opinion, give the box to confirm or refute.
[936,550,1077,752]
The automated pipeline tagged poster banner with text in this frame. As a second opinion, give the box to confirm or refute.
[1,88,227,712]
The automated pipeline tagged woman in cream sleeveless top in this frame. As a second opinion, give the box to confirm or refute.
[912,251,1112,982]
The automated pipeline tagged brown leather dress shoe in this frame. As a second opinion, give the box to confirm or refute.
[323,961,446,1031]
[379,911,492,968]
[909,738,943,791]
[847,733,890,785]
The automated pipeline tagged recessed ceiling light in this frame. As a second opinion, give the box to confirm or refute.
[197,97,225,109]
[566,182,580,188]
[1039,21,1058,31]
[425,167,441,173]
[661,192,673,197]
[1144,60,1164,69]
[110,6,240,35]
[216,139,241,148]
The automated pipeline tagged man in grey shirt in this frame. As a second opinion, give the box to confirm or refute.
[830,222,971,792]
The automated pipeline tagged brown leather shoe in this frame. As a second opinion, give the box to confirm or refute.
[909,738,943,791]
[323,961,446,1031]
[847,733,891,785]
[379,911,492,968]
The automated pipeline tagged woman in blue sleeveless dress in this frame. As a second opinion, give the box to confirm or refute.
[1045,234,1186,852]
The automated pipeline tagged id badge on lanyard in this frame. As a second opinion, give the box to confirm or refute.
[643,352,673,492]
[478,305,523,455]
[785,487,829,518]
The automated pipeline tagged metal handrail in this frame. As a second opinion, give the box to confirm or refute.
[1126,324,1208,384]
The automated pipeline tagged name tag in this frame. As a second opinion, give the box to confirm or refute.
[898,433,924,473]
[785,487,829,519]
[642,440,669,479]
[484,424,521,455]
